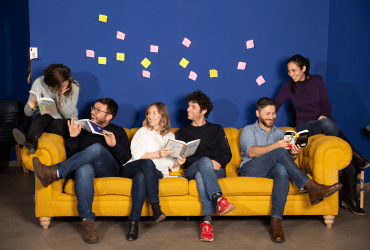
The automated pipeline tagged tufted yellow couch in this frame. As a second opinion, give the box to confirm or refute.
[22,127,352,230]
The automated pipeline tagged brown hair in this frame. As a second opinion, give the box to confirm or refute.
[143,102,171,135]
[256,97,276,112]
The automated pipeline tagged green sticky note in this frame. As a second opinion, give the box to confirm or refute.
[179,58,189,68]
[116,53,125,61]
[99,14,108,23]
[141,58,151,68]
[98,57,107,65]
[210,69,218,78]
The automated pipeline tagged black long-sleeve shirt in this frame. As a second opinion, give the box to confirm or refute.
[65,123,131,166]
[175,122,232,170]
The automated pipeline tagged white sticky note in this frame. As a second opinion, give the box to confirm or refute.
[182,37,191,47]
[256,75,265,86]
[150,45,158,53]
[246,40,254,49]
[116,31,125,40]
[142,70,150,78]
[189,71,197,81]
[237,62,246,70]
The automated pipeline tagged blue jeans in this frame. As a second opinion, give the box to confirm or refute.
[55,143,119,220]
[238,147,311,219]
[121,159,162,221]
[185,157,226,215]
[297,118,356,174]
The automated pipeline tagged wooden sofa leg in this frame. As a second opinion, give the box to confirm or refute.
[39,217,51,229]
[323,215,335,228]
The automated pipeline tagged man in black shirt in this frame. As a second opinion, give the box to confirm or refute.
[33,98,131,244]
[176,90,235,242]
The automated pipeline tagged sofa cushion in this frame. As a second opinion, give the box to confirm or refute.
[188,177,302,197]
[158,177,189,197]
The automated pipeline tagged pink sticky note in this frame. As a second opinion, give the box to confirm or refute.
[237,62,246,70]
[116,31,125,40]
[256,75,265,86]
[150,45,158,53]
[86,50,95,58]
[142,70,150,78]
[189,71,197,81]
[182,37,191,47]
[246,40,254,49]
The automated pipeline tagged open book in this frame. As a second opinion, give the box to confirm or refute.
[29,90,62,119]
[165,139,201,158]
[74,119,107,137]
[284,130,309,148]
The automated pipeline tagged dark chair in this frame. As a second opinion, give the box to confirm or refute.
[0,100,27,169]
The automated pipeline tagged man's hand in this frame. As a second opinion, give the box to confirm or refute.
[274,139,290,149]
[68,117,81,137]
[212,160,221,170]
[103,130,116,147]
[318,115,327,120]
[290,144,301,156]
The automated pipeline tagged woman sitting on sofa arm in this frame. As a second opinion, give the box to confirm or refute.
[121,102,185,241]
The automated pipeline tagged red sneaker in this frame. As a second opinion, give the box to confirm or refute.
[200,222,214,242]
[217,197,236,216]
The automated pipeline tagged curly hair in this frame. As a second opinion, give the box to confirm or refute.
[143,102,171,135]
[186,90,213,118]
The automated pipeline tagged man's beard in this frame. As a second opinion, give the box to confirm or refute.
[259,117,275,128]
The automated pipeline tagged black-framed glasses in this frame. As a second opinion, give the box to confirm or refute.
[91,106,110,115]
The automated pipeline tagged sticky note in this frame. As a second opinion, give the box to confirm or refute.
[98,57,106,65]
[99,14,107,23]
[182,37,191,47]
[210,69,218,78]
[246,40,254,49]
[141,58,151,68]
[116,31,125,40]
[86,50,95,58]
[179,58,189,68]
[256,75,265,86]
[142,70,150,78]
[116,53,125,61]
[150,45,158,53]
[237,62,246,70]
[189,71,197,81]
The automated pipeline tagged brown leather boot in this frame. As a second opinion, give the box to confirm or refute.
[33,157,58,188]
[270,217,285,243]
[304,180,342,205]
[82,219,99,244]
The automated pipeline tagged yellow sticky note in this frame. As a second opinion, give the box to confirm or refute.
[98,57,107,65]
[116,53,125,61]
[179,58,189,68]
[210,69,218,78]
[99,14,107,23]
[141,58,151,68]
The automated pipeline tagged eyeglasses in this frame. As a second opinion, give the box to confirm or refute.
[91,106,110,115]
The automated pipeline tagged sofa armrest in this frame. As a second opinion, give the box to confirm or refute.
[298,134,352,184]
[22,133,67,171]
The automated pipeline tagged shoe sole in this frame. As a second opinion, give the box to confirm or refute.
[323,184,343,199]
[13,129,26,145]
[33,157,48,188]
[200,237,214,242]
[341,200,366,216]
[219,203,236,216]
[270,237,285,243]
[84,238,99,244]
[155,214,166,222]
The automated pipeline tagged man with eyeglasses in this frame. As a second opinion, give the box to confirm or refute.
[32,98,132,244]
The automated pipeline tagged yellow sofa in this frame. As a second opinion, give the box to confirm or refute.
[22,127,352,230]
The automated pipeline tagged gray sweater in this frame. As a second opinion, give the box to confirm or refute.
[24,76,80,119]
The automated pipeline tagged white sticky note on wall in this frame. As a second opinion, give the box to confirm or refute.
[30,47,38,59]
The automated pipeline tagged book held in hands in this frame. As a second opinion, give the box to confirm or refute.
[29,90,62,119]
[284,130,309,148]
[74,119,107,137]
[165,139,201,158]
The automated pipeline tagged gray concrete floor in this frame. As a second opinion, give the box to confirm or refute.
[0,165,369,250]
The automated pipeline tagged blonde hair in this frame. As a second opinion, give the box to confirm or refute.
[143,102,171,135]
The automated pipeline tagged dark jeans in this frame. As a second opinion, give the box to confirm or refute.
[121,159,162,221]
[297,118,356,174]
[55,143,119,220]
[238,147,311,219]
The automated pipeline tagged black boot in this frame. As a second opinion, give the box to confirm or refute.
[12,128,37,154]
[340,174,366,215]
[336,131,370,170]
[127,220,139,241]
[151,202,166,222]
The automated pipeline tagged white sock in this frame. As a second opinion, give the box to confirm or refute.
[56,170,60,178]
[217,197,222,203]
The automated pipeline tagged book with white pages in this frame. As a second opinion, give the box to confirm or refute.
[74,119,107,137]
[29,89,62,119]
[165,139,201,158]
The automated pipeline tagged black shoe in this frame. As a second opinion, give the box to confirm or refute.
[340,174,366,216]
[151,202,166,222]
[12,129,37,154]
[127,220,139,241]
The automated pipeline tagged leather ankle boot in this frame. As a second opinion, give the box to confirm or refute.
[340,174,366,215]
[270,217,285,243]
[33,157,59,188]
[151,202,166,222]
[304,180,342,205]
[336,131,370,170]
[127,220,139,241]
[82,219,99,244]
